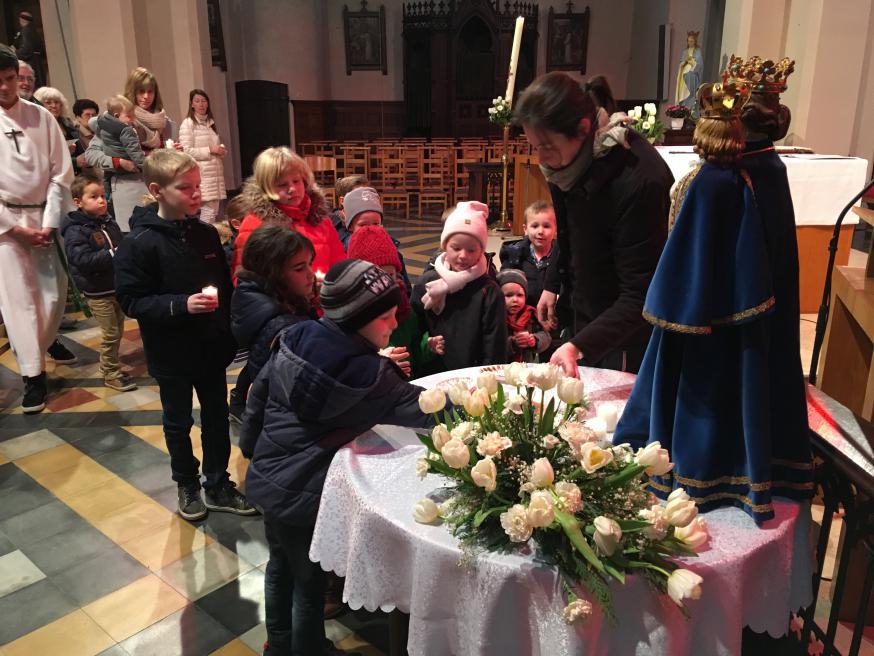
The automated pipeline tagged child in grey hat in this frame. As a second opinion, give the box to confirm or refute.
[498,269,551,363]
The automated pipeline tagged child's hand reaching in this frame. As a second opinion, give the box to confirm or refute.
[187,293,218,314]
[380,346,411,377]
[428,335,445,355]
[513,331,536,349]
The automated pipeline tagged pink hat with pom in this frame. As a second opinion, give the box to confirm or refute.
[441,201,489,249]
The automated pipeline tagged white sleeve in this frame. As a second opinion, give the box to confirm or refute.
[42,112,74,230]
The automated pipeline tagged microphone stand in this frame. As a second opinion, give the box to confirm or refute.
[808,178,874,385]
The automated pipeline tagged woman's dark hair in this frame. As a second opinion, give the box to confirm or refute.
[187,88,218,133]
[513,72,596,138]
[72,98,99,117]
[238,225,314,314]
[584,75,616,115]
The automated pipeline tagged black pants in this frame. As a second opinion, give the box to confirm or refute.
[230,362,252,410]
[155,369,231,490]
[263,520,326,656]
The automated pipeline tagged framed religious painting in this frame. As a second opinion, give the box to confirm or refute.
[546,5,590,73]
[343,1,387,75]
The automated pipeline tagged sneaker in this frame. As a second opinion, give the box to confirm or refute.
[204,481,259,515]
[177,484,207,521]
[47,339,77,364]
[105,375,138,392]
[21,373,47,414]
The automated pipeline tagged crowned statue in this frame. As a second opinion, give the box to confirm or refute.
[614,58,813,524]
[675,31,703,112]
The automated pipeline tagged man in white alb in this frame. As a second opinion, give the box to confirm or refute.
[0,44,73,412]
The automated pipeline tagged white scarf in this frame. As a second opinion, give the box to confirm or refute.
[422,252,488,315]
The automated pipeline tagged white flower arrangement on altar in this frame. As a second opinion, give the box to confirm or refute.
[630,103,666,145]
[488,96,513,126]
[413,363,706,623]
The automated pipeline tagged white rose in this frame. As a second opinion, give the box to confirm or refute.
[559,422,598,457]
[555,481,583,513]
[506,393,526,415]
[476,431,512,457]
[635,441,674,476]
[673,516,709,551]
[542,434,560,449]
[441,439,471,469]
[586,417,608,440]
[451,421,477,444]
[463,388,488,417]
[476,372,499,395]
[526,490,555,528]
[592,515,622,556]
[500,504,533,542]
[418,388,446,414]
[562,598,593,624]
[527,363,560,390]
[664,495,698,528]
[556,376,585,405]
[446,380,470,406]
[413,498,439,523]
[595,403,619,432]
[530,457,554,488]
[578,442,614,473]
[415,458,430,479]
[666,568,703,606]
[471,457,497,492]
[639,503,668,540]
[431,424,451,451]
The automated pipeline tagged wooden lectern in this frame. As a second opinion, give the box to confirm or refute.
[511,155,551,234]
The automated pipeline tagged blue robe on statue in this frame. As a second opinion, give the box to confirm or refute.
[613,157,814,523]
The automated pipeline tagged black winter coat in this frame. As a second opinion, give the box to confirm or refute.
[412,271,508,372]
[239,319,433,525]
[547,131,673,371]
[60,209,124,297]
[498,236,560,308]
[114,204,236,377]
[230,278,310,380]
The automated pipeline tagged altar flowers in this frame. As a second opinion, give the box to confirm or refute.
[413,363,706,623]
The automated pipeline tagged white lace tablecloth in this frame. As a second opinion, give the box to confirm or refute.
[310,367,813,656]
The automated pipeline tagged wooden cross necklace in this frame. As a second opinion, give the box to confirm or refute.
[4,127,23,153]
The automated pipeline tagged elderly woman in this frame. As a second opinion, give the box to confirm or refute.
[33,86,78,154]
[513,72,673,376]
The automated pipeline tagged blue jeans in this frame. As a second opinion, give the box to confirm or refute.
[263,520,326,656]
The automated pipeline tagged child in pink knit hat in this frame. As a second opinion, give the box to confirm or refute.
[411,201,507,372]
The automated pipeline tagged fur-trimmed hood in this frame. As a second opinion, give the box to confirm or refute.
[239,178,329,227]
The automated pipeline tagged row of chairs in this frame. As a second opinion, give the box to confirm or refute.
[300,138,532,217]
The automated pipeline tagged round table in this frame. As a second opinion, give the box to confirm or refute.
[310,366,813,656]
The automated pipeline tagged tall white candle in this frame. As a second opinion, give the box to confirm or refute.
[505,16,525,105]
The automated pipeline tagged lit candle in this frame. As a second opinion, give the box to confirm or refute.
[315,270,325,282]
[202,285,218,299]
[165,138,175,149]
[587,417,608,440]
[596,403,619,432]
[505,16,525,105]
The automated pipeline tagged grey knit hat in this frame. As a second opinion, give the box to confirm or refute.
[497,269,528,294]
[320,259,401,333]
[342,187,383,229]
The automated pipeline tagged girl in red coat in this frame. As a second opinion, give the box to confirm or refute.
[232,147,345,285]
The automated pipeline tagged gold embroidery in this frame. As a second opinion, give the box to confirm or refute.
[647,479,673,493]
[670,472,772,491]
[642,310,712,335]
[771,457,814,471]
[645,482,774,514]
[668,163,703,232]
[712,296,776,325]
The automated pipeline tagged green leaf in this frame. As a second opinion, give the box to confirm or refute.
[604,464,647,488]
[540,398,556,435]
[496,383,505,409]
[473,505,508,528]
[602,561,626,584]
[616,519,653,532]
[554,508,605,573]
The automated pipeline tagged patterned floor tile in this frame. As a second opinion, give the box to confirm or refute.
[94,441,168,478]
[237,622,267,653]
[45,388,100,413]
[0,500,82,548]
[51,549,149,606]
[0,464,56,522]
[195,568,266,636]
[19,521,117,577]
[157,541,254,601]
[0,429,66,460]
[0,578,78,643]
[104,388,161,411]
[14,443,89,479]
[209,638,258,655]
[2,609,115,656]
[119,516,212,571]
[89,498,176,545]
[0,549,46,597]
[32,458,118,499]
[117,605,234,656]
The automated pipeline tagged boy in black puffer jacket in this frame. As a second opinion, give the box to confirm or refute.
[114,150,256,523]
[240,259,434,656]
[61,176,134,391]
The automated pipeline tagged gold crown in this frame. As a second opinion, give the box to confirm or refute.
[725,55,795,95]
[697,72,751,120]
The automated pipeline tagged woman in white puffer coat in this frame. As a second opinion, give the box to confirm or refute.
[179,89,227,223]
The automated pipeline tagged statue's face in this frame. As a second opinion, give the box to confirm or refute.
[687,35,696,48]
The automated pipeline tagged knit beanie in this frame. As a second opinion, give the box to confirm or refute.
[342,187,383,229]
[348,225,401,272]
[320,259,401,333]
[441,201,489,249]
[497,269,528,294]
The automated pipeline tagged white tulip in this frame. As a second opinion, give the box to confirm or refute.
[592,516,622,556]
[644,102,657,115]
[431,424,451,451]
[634,441,673,476]
[596,403,619,432]
[418,388,446,414]
[500,504,533,542]
[526,490,555,528]
[441,439,471,469]
[666,568,703,606]
[664,495,698,528]
[673,516,709,551]
[556,377,585,405]
[642,120,653,130]
[530,457,555,488]
[503,362,530,387]
[578,442,614,473]
[471,457,498,492]
[415,458,430,479]
[527,363,561,390]
[668,488,690,502]
[476,372,499,395]
[463,388,489,417]
[413,498,440,523]
[446,380,470,406]
[506,393,526,415]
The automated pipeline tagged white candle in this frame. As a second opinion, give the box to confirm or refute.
[587,417,608,440]
[165,138,175,149]
[596,403,619,432]
[505,16,525,105]
[315,270,326,282]
[202,285,218,299]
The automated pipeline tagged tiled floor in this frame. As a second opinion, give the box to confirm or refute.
[0,214,870,655]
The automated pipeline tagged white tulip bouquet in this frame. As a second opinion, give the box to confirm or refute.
[629,103,666,145]
[414,363,706,623]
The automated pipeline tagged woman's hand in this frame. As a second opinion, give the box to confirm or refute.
[537,290,558,331]
[211,144,228,157]
[550,342,582,378]
[427,335,445,355]
[173,141,184,151]
[186,293,218,314]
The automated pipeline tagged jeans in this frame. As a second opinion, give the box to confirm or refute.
[154,368,231,490]
[263,520,326,656]
[86,296,125,379]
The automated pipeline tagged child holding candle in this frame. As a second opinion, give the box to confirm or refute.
[412,201,508,372]
[114,149,256,521]
[232,147,345,286]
